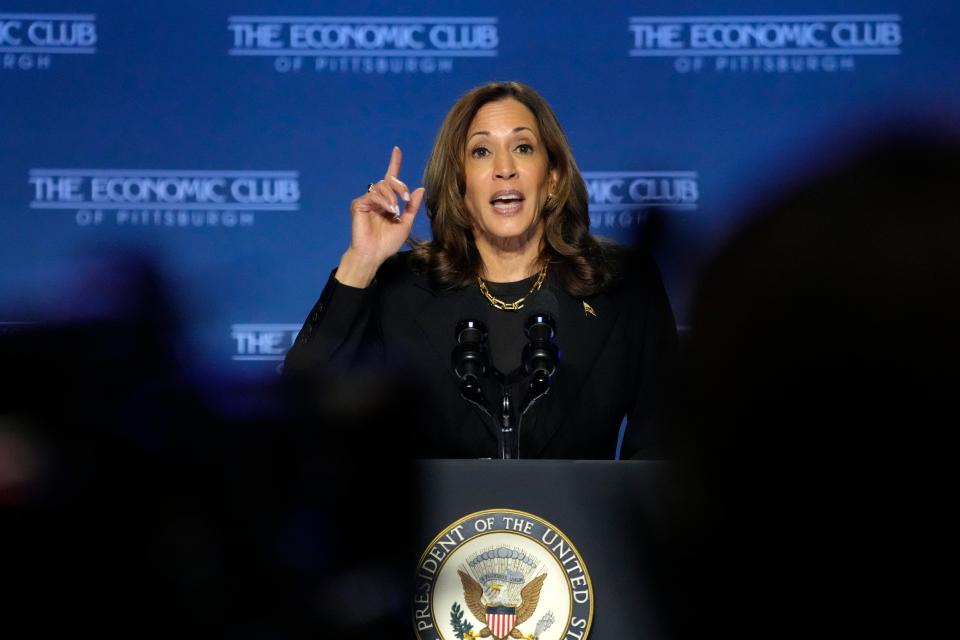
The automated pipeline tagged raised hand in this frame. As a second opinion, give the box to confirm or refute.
[336,146,425,288]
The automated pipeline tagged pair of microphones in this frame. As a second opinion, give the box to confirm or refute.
[452,313,558,397]
[452,313,559,458]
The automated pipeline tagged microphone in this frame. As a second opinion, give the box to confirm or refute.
[522,314,559,395]
[452,319,488,403]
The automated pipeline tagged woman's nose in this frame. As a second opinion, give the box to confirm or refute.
[494,155,518,180]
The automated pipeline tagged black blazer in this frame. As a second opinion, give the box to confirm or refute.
[285,251,677,459]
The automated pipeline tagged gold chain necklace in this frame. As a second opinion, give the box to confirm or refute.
[477,263,547,311]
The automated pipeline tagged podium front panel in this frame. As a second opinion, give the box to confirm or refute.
[415,460,670,640]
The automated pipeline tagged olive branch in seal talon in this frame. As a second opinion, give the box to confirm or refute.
[450,602,475,639]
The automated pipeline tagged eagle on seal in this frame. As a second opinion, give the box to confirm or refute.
[457,569,547,639]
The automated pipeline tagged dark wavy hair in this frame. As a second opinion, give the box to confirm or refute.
[411,81,615,298]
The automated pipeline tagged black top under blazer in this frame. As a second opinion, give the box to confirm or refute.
[284,249,678,459]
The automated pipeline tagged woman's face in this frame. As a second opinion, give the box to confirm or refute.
[462,98,557,250]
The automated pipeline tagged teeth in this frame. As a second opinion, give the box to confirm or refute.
[493,199,522,212]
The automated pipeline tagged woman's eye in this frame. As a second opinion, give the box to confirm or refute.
[470,146,489,158]
[516,143,534,154]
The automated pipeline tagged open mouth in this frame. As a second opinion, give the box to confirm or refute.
[490,190,525,214]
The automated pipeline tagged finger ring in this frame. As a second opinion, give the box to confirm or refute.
[367,182,376,192]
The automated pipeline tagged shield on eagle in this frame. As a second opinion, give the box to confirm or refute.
[486,606,517,639]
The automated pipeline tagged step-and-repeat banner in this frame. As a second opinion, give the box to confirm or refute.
[2,1,957,372]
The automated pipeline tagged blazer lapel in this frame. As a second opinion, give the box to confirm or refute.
[522,284,625,457]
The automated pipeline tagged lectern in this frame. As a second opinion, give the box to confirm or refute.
[414,460,670,640]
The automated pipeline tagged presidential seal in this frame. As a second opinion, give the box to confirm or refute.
[413,509,593,640]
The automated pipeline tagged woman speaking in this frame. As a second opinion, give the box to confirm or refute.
[285,82,677,459]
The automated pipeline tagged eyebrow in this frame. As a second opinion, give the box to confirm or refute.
[468,126,536,141]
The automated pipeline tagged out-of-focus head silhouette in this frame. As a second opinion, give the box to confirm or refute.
[1,252,419,639]
[658,130,959,639]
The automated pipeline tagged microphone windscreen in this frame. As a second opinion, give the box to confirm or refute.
[529,288,559,321]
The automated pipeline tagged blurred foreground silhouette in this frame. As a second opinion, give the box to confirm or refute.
[651,130,959,638]
[1,256,419,638]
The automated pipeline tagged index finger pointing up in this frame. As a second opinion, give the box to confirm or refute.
[385,146,402,180]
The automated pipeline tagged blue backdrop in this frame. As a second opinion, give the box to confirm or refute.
[2,1,957,374]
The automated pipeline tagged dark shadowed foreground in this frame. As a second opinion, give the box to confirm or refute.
[646,131,958,639]
[1,256,420,639]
